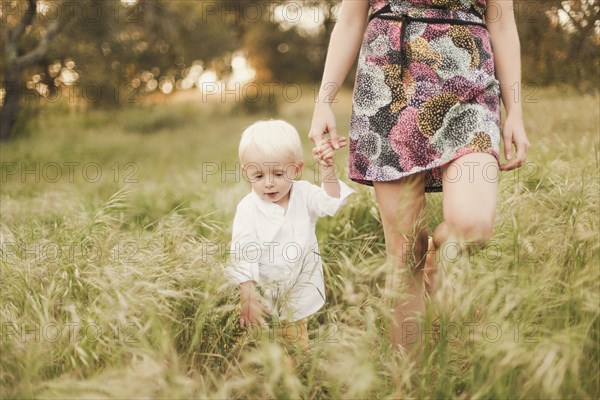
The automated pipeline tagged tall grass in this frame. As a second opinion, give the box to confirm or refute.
[0,87,598,398]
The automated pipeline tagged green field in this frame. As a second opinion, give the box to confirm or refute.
[1,87,599,399]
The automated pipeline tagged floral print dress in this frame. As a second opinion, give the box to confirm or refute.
[349,0,501,192]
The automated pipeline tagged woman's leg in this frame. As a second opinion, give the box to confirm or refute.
[433,152,499,266]
[423,236,437,295]
[373,172,428,354]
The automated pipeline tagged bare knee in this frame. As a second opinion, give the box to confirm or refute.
[446,216,494,245]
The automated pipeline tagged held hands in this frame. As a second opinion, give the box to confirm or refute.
[309,104,344,151]
[500,114,530,171]
[239,281,271,329]
[309,103,348,167]
[312,137,348,167]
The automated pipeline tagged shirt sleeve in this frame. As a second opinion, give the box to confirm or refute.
[307,179,355,218]
[225,204,261,285]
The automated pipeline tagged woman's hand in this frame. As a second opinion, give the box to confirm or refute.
[499,114,530,171]
[309,104,342,150]
[239,281,271,328]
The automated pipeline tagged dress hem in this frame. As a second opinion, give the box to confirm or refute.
[349,148,500,193]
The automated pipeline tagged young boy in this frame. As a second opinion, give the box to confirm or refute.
[225,120,354,346]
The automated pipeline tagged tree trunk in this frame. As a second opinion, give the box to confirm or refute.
[1,0,63,141]
[0,69,22,141]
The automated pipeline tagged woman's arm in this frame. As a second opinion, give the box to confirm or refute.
[309,0,370,148]
[487,0,530,171]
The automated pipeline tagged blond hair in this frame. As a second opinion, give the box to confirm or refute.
[238,120,303,165]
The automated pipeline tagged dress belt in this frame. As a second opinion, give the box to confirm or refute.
[368,4,487,78]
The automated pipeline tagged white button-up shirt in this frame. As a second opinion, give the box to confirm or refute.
[226,180,355,322]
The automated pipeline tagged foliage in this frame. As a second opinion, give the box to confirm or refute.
[1,0,240,107]
[1,0,597,133]
[516,0,599,90]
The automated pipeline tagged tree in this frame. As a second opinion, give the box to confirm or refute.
[1,0,65,140]
[242,0,339,84]
[1,0,240,140]
[559,0,600,87]
[516,0,599,89]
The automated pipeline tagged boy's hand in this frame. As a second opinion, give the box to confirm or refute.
[312,137,347,167]
[239,281,271,328]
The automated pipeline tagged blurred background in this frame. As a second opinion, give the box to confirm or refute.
[1,0,598,140]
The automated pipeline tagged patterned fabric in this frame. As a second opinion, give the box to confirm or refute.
[349,0,501,192]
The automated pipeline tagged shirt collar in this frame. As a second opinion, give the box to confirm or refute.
[251,181,296,215]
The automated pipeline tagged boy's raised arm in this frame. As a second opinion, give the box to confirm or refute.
[319,163,341,199]
[312,136,350,199]
[308,138,355,218]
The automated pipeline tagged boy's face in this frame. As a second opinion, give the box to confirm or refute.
[242,145,303,207]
